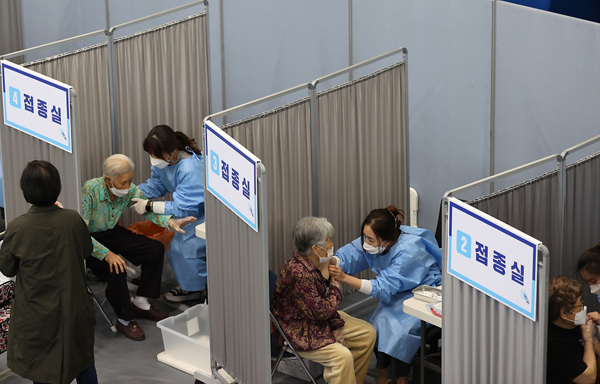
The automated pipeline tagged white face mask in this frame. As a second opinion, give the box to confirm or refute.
[150,155,169,169]
[318,245,335,264]
[590,284,600,295]
[568,305,588,326]
[108,179,129,198]
[363,242,386,255]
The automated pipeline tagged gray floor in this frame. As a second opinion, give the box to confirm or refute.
[0,278,416,384]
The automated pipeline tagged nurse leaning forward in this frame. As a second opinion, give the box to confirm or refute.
[329,205,442,384]
[131,125,207,303]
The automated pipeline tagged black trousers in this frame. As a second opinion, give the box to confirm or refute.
[87,225,165,321]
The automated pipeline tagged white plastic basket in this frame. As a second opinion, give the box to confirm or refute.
[157,304,211,376]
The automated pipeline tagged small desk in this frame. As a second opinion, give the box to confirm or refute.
[403,297,441,384]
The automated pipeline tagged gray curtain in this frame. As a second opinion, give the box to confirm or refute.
[318,63,409,286]
[25,44,112,185]
[220,62,409,297]
[0,0,23,63]
[14,13,209,226]
[468,152,600,312]
[563,152,600,312]
[468,170,560,277]
[221,99,312,274]
[114,13,210,226]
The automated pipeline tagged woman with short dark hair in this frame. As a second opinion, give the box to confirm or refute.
[0,160,97,384]
[547,275,598,384]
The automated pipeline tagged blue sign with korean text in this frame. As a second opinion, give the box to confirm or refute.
[204,120,260,232]
[447,197,540,321]
[1,60,72,153]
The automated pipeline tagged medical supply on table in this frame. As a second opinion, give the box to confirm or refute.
[412,285,442,303]
[426,302,442,318]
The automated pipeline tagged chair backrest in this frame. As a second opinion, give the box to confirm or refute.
[268,270,278,310]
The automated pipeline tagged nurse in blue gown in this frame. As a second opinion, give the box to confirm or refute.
[329,205,442,384]
[133,125,206,303]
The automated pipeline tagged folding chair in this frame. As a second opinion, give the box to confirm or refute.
[269,270,321,383]
[85,259,117,332]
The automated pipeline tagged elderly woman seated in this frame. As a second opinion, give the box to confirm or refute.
[547,275,600,384]
[272,217,376,384]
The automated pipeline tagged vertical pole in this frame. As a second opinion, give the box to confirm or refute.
[105,28,119,154]
[489,0,497,193]
[70,89,83,215]
[348,0,353,82]
[557,156,566,275]
[308,83,319,217]
[219,0,227,125]
[0,72,6,223]
[104,0,110,31]
[537,244,550,384]
[401,48,411,225]
[204,1,212,115]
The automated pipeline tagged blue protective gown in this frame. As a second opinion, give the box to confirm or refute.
[335,225,442,363]
[138,152,206,291]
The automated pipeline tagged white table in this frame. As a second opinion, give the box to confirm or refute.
[403,297,442,384]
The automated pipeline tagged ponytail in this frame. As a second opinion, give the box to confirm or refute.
[175,131,201,155]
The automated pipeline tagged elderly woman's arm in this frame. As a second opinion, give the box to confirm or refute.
[573,319,597,384]
[289,271,342,321]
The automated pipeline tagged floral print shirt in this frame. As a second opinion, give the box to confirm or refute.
[272,252,345,352]
[82,177,171,260]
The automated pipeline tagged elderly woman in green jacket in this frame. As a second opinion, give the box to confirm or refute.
[0,161,97,384]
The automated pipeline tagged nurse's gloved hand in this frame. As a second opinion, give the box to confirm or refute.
[168,216,197,234]
[587,311,600,325]
[581,319,595,343]
[131,198,148,215]
[332,329,345,346]
[329,265,347,283]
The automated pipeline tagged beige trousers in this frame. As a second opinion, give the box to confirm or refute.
[298,311,376,384]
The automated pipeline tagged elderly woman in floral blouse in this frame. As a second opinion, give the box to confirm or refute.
[272,217,376,384]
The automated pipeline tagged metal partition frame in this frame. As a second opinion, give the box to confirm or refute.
[203,48,408,383]
[0,0,207,155]
[441,132,600,382]
[441,201,550,383]
[308,47,408,219]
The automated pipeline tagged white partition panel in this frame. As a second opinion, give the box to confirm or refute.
[442,198,550,384]
[353,0,493,231]
[495,2,600,188]
[206,162,270,384]
[220,0,350,123]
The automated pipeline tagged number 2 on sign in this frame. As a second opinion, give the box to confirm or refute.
[456,230,472,258]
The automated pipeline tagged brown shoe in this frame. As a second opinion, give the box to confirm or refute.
[133,304,169,321]
[116,320,145,341]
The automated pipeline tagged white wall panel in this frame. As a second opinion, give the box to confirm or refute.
[495,2,600,187]
[353,0,493,231]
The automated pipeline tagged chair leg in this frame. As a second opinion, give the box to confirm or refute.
[88,286,117,332]
[271,346,287,378]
